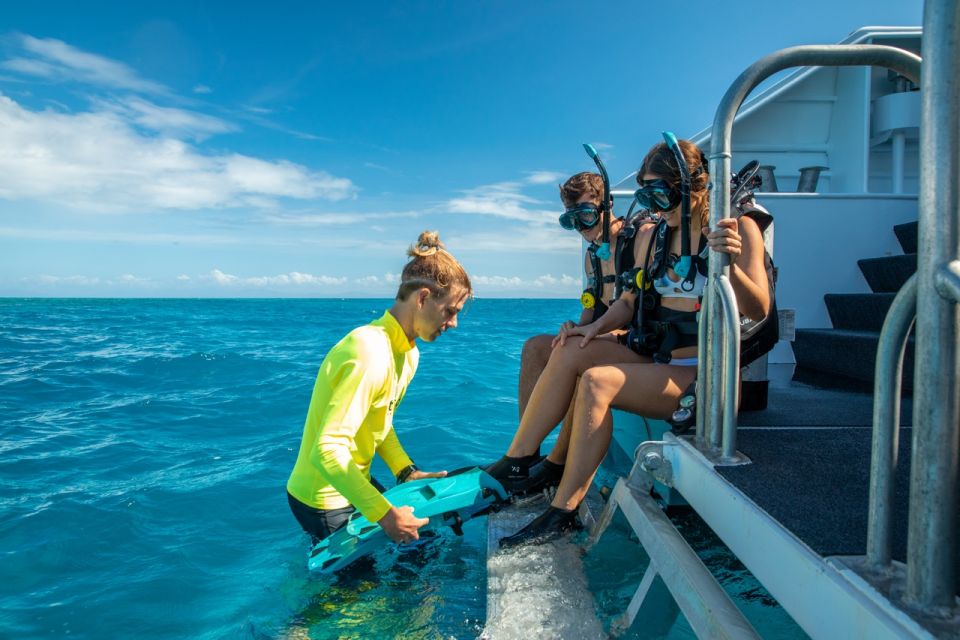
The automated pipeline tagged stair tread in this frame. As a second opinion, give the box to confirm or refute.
[857,253,917,293]
[893,221,918,254]
[823,293,896,330]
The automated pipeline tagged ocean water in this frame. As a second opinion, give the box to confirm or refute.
[1,298,805,639]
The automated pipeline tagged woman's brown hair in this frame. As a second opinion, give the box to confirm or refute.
[638,140,710,227]
[396,231,472,301]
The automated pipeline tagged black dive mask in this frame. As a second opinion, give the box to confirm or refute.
[559,203,601,231]
[633,179,681,213]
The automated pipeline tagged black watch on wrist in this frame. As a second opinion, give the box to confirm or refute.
[396,464,418,484]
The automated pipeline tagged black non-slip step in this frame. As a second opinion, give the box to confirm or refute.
[858,253,917,293]
[792,328,915,390]
[894,221,918,254]
[824,293,896,332]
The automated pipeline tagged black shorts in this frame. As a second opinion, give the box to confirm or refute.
[288,477,387,544]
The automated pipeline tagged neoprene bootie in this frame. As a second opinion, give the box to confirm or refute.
[498,505,580,548]
[484,454,543,494]
[509,457,564,495]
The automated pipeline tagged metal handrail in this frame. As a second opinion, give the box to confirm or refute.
[866,274,917,569]
[906,0,960,614]
[717,275,741,459]
[700,44,922,462]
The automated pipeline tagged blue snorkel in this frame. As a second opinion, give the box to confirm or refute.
[661,132,692,278]
[583,143,613,260]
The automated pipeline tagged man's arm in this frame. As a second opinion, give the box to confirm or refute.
[311,355,393,523]
[375,428,414,478]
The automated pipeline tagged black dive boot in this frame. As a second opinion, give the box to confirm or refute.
[498,506,580,548]
[509,457,564,495]
[484,454,543,494]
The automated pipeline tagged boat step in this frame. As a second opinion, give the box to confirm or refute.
[792,328,915,391]
[893,221,918,254]
[857,253,917,293]
[483,494,605,639]
[824,293,896,332]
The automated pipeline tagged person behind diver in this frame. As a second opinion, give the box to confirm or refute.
[491,136,772,546]
[286,231,472,545]
[508,159,653,493]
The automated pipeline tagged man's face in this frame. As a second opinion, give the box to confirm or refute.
[573,193,604,244]
[414,288,469,342]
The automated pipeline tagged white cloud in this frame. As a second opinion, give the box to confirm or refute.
[445,181,556,224]
[264,211,419,226]
[4,34,167,94]
[118,273,150,285]
[472,273,580,296]
[446,225,580,254]
[525,171,565,185]
[94,96,235,139]
[176,274,191,281]
[192,85,212,94]
[210,269,239,285]
[0,93,356,211]
[353,273,400,287]
[33,274,100,285]
[206,269,347,288]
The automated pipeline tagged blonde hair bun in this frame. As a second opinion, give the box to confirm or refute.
[408,230,445,258]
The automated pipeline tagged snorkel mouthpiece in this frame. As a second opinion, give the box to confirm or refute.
[583,143,612,260]
[661,131,692,277]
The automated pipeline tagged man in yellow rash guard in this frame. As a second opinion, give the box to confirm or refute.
[287,231,472,546]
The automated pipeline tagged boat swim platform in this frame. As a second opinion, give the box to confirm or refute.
[482,492,607,639]
[604,365,960,638]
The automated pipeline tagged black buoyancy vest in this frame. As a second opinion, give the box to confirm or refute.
[585,217,641,322]
[628,203,778,366]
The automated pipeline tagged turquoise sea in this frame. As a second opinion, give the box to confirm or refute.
[1,298,805,639]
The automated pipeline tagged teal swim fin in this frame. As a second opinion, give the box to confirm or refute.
[308,466,509,573]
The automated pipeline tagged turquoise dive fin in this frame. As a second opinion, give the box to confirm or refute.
[308,467,509,573]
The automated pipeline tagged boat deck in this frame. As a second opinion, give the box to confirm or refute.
[728,371,915,562]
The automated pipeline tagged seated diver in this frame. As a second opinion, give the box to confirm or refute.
[517,170,647,429]
[499,149,654,494]
[286,232,472,546]
[491,135,773,546]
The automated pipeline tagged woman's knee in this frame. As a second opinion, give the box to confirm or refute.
[578,366,622,405]
[547,340,596,373]
[521,334,553,364]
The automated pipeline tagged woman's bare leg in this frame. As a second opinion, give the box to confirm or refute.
[518,334,553,420]
[505,339,645,457]
[550,363,698,511]
[546,390,576,464]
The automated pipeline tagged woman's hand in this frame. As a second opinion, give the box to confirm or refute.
[551,320,577,348]
[557,321,601,348]
[702,218,742,262]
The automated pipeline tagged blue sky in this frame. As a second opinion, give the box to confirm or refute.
[0,1,922,298]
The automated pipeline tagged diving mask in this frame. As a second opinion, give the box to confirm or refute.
[633,179,681,213]
[559,203,601,231]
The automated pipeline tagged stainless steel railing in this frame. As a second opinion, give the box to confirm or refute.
[904,0,959,615]
[701,45,922,464]
[867,0,960,619]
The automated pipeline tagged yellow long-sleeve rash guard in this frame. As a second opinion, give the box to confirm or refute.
[286,311,419,523]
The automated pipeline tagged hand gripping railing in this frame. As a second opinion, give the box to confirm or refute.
[700,43,921,463]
